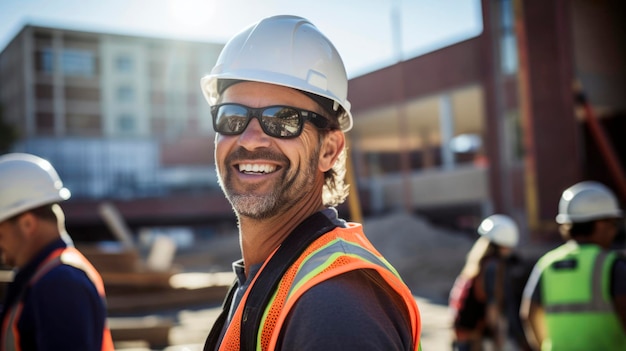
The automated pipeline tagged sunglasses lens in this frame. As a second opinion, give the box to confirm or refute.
[214,105,249,134]
[212,104,306,138]
[261,107,302,138]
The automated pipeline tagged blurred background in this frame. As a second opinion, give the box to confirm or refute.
[0,0,624,350]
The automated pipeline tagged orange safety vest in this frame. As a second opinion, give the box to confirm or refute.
[217,223,421,351]
[1,247,114,351]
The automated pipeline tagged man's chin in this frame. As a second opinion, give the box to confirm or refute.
[229,194,279,220]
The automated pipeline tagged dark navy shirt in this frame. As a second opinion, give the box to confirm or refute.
[0,238,108,351]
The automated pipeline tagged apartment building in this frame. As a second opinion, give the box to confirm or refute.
[0,24,224,193]
[0,25,230,237]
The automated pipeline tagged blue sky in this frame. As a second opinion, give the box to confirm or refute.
[0,0,483,78]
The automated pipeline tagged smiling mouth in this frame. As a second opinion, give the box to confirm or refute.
[238,163,277,175]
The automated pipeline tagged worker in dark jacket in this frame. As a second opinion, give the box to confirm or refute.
[0,153,114,351]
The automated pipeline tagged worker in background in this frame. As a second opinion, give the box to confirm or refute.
[450,214,530,351]
[0,153,114,350]
[200,15,421,351]
[520,180,626,350]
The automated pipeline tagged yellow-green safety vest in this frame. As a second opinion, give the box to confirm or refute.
[536,242,626,351]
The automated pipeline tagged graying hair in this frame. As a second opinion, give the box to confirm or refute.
[322,144,349,207]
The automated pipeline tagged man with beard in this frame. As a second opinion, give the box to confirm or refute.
[200,15,422,351]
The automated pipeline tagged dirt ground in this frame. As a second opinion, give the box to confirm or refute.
[114,211,555,350]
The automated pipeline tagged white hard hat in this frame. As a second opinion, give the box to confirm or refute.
[200,15,353,132]
[0,153,71,223]
[478,214,519,248]
[556,181,622,224]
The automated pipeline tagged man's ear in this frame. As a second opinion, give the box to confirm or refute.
[16,212,37,237]
[319,130,345,172]
[594,219,619,246]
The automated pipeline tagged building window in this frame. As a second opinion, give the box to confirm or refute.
[38,48,54,74]
[35,84,54,99]
[61,49,95,77]
[66,114,101,136]
[65,86,100,100]
[117,85,135,102]
[504,111,523,162]
[118,114,136,133]
[116,55,134,73]
[500,0,518,75]
[36,112,54,134]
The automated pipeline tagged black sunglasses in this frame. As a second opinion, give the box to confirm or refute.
[211,103,334,139]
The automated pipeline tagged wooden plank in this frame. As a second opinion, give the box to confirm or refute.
[109,315,173,349]
[107,285,229,314]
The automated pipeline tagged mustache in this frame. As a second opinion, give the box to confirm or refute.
[225,147,289,165]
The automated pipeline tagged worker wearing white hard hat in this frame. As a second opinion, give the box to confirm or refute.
[200,15,421,351]
[521,181,626,351]
[0,153,114,350]
[451,214,529,351]
[555,180,623,224]
[478,214,520,249]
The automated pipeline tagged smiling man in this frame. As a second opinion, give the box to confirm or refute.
[200,15,422,351]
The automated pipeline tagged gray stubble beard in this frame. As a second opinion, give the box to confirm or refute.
[219,149,320,221]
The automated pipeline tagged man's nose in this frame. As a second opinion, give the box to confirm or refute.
[237,117,271,149]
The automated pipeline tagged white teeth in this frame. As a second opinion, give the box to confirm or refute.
[238,164,276,174]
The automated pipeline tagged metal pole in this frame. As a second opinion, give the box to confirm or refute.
[391,0,413,211]
[575,81,626,201]
[439,94,455,170]
[514,0,540,231]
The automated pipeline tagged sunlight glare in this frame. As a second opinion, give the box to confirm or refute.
[166,0,217,31]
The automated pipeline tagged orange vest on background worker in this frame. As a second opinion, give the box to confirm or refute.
[1,247,114,351]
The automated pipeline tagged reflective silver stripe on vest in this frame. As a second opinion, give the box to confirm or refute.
[3,304,19,351]
[544,251,614,313]
[288,239,393,298]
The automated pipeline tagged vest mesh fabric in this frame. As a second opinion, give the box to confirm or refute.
[218,224,421,351]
